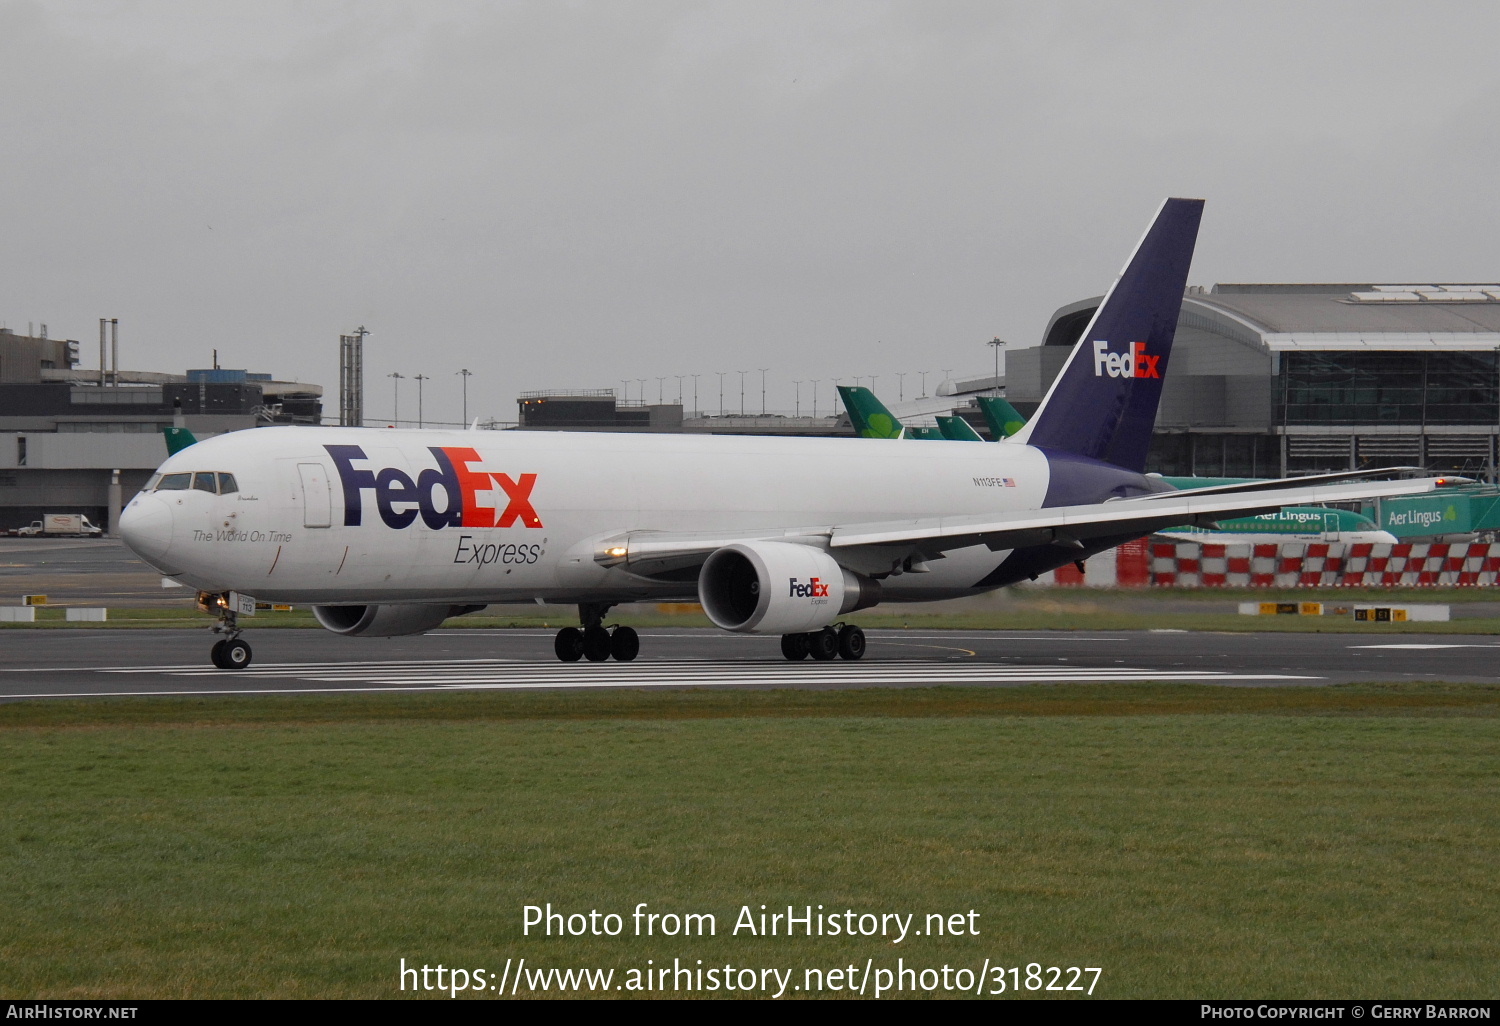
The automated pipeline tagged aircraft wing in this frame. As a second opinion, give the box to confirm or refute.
[1141,467,1432,499]
[597,476,1452,578]
[827,477,1448,552]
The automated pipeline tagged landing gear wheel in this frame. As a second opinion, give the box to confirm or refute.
[220,639,252,670]
[210,640,228,668]
[837,625,866,661]
[609,626,640,662]
[808,628,839,661]
[554,627,584,662]
[780,633,811,660]
[582,625,612,662]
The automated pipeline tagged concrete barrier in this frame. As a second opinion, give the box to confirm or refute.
[65,608,108,622]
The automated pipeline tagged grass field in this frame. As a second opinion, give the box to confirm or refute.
[2,684,1497,999]
[5,590,1500,634]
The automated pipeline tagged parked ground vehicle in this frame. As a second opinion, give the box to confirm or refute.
[15,514,104,537]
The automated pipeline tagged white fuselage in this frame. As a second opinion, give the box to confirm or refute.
[120,426,1057,606]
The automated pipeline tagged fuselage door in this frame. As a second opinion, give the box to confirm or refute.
[298,462,332,528]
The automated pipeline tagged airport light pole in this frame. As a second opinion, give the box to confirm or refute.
[691,374,700,415]
[388,372,404,427]
[1494,344,1500,484]
[413,374,428,428]
[919,370,929,397]
[897,372,906,402]
[759,368,768,415]
[637,379,647,406]
[810,379,820,419]
[456,368,472,426]
[792,380,802,418]
[674,375,684,405]
[716,372,726,417]
[737,370,747,416]
[656,377,666,404]
[988,337,1006,395]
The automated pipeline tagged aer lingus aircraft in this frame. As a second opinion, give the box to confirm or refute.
[839,386,1024,442]
[119,198,1455,670]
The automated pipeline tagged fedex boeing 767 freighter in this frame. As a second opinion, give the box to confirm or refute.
[118,199,1453,669]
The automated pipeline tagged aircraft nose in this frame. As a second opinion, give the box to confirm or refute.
[119,493,180,573]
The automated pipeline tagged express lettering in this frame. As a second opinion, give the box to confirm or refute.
[325,444,543,530]
[1091,339,1161,379]
[454,536,545,566]
[788,577,830,598]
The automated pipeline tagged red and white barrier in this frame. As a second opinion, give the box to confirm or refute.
[1032,540,1500,588]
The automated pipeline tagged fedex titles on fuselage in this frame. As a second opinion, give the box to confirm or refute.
[1092,340,1160,379]
[326,444,542,531]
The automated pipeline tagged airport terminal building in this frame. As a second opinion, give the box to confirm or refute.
[1009,283,1500,481]
[515,283,1500,486]
[0,328,322,533]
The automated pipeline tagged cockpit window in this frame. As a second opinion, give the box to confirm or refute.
[156,471,236,494]
[144,473,162,492]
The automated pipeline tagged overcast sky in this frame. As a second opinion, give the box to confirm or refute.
[3,1,1498,424]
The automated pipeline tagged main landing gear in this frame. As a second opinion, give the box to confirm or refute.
[554,603,639,662]
[781,624,865,661]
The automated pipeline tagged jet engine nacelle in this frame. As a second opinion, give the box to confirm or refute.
[698,541,880,635]
[312,603,486,637]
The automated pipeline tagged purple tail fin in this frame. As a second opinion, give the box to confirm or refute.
[1010,198,1204,473]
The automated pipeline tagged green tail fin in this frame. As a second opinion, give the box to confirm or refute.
[976,396,1026,439]
[837,386,904,439]
[905,425,945,440]
[936,415,984,441]
[163,426,198,455]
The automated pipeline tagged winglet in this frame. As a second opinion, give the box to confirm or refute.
[1009,198,1204,472]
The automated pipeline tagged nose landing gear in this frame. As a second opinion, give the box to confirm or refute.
[553,604,639,662]
[200,592,254,669]
[780,624,865,661]
[211,636,253,670]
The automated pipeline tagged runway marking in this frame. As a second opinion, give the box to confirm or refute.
[868,641,978,657]
[5,657,525,674]
[1347,644,1500,650]
[72,658,1318,692]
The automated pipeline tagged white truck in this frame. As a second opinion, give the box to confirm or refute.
[15,514,104,537]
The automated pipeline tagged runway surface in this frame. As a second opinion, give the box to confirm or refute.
[0,627,1495,701]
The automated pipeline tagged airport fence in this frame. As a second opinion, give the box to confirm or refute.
[1034,539,1500,588]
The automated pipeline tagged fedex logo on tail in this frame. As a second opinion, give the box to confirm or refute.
[326,445,542,530]
[789,577,830,599]
[1091,340,1161,379]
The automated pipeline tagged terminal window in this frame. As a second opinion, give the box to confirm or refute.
[1281,351,1499,425]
